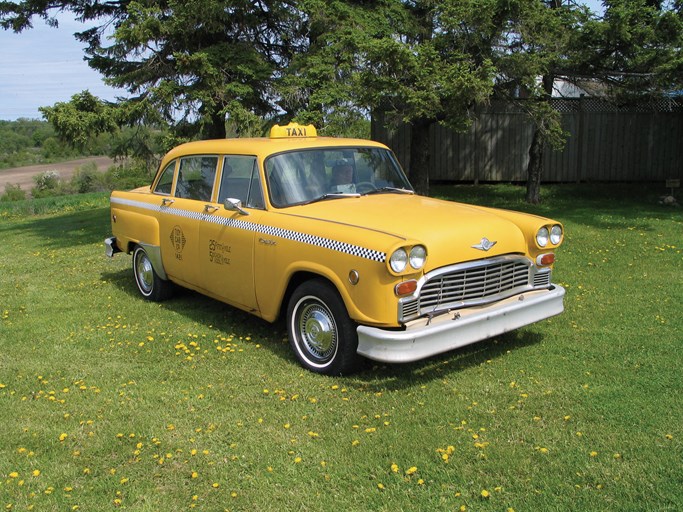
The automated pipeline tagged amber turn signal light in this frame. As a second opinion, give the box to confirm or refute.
[395,280,417,296]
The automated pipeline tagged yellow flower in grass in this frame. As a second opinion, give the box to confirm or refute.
[481,489,490,498]
[390,463,399,473]
[32,470,40,477]
[405,466,418,476]
[59,433,68,442]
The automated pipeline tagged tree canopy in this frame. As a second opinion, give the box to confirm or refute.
[2,0,681,199]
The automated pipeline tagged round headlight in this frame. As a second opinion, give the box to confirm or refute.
[389,248,408,273]
[536,227,549,247]
[409,245,427,270]
[550,225,563,245]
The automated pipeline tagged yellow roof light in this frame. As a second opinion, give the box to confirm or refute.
[269,123,317,139]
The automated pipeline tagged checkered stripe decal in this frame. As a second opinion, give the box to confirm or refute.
[111,197,386,263]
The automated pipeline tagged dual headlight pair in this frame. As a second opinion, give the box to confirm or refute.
[389,245,427,273]
[536,225,563,247]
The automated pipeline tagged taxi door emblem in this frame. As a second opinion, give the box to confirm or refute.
[472,237,497,251]
[170,225,186,254]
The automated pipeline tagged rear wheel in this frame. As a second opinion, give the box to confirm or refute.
[287,279,360,375]
[132,245,172,301]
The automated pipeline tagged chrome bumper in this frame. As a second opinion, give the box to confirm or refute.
[104,237,121,258]
[356,285,565,363]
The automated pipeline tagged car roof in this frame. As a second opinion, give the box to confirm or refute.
[161,136,390,163]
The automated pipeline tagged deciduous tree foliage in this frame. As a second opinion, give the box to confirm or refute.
[2,0,681,200]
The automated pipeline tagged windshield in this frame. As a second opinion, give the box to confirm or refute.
[265,147,413,207]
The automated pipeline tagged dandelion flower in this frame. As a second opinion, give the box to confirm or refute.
[32,470,40,477]
[481,489,490,498]
[9,472,19,478]
[59,433,68,442]
[405,466,418,476]
[390,463,399,473]
[377,483,385,490]
[590,451,598,457]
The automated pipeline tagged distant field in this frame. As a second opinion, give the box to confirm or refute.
[0,157,115,192]
[1,184,681,511]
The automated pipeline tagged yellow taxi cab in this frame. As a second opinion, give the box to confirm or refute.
[105,123,565,375]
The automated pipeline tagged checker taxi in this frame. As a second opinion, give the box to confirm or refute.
[105,123,565,375]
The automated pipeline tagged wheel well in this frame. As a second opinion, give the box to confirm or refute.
[279,271,337,322]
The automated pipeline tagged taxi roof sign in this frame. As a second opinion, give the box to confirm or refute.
[269,123,317,139]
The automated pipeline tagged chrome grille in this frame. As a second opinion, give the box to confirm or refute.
[399,255,552,322]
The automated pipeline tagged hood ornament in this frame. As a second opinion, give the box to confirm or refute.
[472,237,497,251]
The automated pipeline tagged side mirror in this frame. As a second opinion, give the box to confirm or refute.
[223,197,249,215]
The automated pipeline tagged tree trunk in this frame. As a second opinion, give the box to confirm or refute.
[202,112,227,139]
[525,74,554,204]
[526,127,544,204]
[409,118,432,196]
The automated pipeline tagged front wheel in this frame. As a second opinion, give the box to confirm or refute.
[287,279,361,375]
[132,245,173,301]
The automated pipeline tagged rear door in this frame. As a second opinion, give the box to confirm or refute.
[157,155,219,287]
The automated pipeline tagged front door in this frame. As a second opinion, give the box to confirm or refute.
[199,155,265,311]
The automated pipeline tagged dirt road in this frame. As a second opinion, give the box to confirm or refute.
[0,156,115,193]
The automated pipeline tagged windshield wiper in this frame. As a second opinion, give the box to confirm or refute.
[302,192,361,205]
[363,187,414,195]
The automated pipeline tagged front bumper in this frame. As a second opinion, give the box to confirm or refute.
[356,285,565,363]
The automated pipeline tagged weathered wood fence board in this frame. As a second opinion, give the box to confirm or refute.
[372,98,683,182]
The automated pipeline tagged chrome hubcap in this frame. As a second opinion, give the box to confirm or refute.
[298,301,337,362]
[136,253,154,293]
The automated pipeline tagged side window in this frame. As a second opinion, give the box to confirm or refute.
[219,155,264,209]
[153,161,176,195]
[175,156,218,201]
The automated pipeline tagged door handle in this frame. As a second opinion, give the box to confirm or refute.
[161,198,175,206]
[204,204,219,213]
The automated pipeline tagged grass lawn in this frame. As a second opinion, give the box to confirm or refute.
[1,184,681,511]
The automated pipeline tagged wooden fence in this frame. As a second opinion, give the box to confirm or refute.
[371,97,683,183]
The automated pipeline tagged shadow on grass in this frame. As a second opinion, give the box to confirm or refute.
[103,263,543,385]
[349,330,544,391]
[431,182,679,232]
[101,266,294,362]
[1,206,112,249]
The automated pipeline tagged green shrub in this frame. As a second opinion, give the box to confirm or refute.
[103,162,153,190]
[71,161,102,193]
[0,183,27,202]
[32,169,62,198]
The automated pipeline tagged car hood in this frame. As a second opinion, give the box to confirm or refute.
[283,194,528,270]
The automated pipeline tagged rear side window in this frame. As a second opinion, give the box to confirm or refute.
[175,156,219,201]
[153,161,176,195]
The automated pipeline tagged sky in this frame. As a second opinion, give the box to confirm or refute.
[0,2,605,122]
[0,13,121,120]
